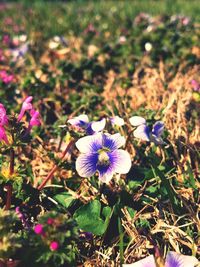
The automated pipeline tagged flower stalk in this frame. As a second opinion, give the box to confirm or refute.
[5,148,15,210]
[38,139,75,190]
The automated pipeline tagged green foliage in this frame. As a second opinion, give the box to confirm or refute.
[74,200,112,235]
[0,209,21,260]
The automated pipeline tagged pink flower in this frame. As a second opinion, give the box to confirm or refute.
[27,109,41,132]
[0,126,9,144]
[17,96,33,122]
[0,103,8,126]
[47,218,55,225]
[191,79,200,92]
[50,241,59,251]
[34,224,44,235]
[0,70,14,84]
[2,34,10,45]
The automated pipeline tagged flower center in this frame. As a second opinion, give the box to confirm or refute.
[97,149,110,166]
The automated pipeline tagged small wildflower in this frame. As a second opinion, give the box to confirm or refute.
[130,116,165,145]
[50,241,59,251]
[68,114,106,135]
[191,79,200,92]
[17,96,33,122]
[11,42,29,61]
[76,133,131,183]
[0,70,14,84]
[47,218,55,225]
[34,224,44,235]
[110,116,125,127]
[0,103,8,126]
[28,109,41,131]
[0,126,9,144]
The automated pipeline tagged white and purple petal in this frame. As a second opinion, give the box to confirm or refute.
[152,121,164,137]
[110,116,125,127]
[76,133,103,153]
[103,133,125,150]
[97,164,114,184]
[68,114,89,128]
[76,153,98,177]
[165,251,199,267]
[129,116,146,127]
[133,125,150,141]
[109,149,131,174]
[91,118,106,132]
[123,255,156,267]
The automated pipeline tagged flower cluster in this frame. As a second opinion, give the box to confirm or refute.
[69,114,165,183]
[0,96,41,145]
[32,211,78,265]
[129,116,165,145]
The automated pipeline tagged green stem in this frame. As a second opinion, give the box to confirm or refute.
[5,148,15,210]
[118,217,124,266]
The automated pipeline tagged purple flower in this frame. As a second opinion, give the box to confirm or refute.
[68,114,106,135]
[0,103,8,126]
[110,116,125,127]
[68,114,89,128]
[17,96,33,122]
[76,133,131,183]
[0,125,9,144]
[27,109,41,131]
[165,251,198,267]
[11,42,29,61]
[129,116,165,145]
[122,252,199,267]
[15,206,30,229]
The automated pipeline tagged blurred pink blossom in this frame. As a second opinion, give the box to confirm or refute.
[0,103,8,126]
[50,241,59,251]
[0,125,9,144]
[0,70,14,84]
[34,224,44,235]
[17,96,33,122]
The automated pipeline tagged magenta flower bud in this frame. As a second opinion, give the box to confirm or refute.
[0,103,8,126]
[17,96,33,122]
[0,126,9,144]
[50,241,59,251]
[47,218,54,225]
[34,224,44,235]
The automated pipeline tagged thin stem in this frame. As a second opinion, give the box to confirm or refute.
[5,148,15,210]
[5,184,12,210]
[38,139,75,190]
[118,217,124,266]
[9,147,15,175]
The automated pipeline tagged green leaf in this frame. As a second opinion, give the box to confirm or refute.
[73,200,112,236]
[53,192,75,208]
